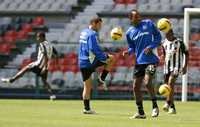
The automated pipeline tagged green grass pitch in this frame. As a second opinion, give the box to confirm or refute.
[0,100,199,127]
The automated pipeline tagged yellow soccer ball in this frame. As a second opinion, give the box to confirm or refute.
[110,27,123,41]
[159,84,171,97]
[157,18,172,33]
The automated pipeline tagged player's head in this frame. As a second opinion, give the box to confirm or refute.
[128,9,141,26]
[166,29,175,41]
[36,32,46,42]
[89,16,102,32]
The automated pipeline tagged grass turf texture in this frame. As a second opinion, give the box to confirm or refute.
[0,100,199,127]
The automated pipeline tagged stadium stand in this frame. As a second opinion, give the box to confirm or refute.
[0,0,199,100]
[0,0,77,12]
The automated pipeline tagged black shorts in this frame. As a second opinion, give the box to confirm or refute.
[80,61,106,81]
[133,64,157,78]
[29,66,48,79]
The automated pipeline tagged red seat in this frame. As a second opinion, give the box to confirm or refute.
[0,36,4,43]
[4,30,17,43]
[5,30,17,38]
[17,30,28,40]
[0,44,11,55]
[68,65,78,73]
[191,33,200,41]
[65,52,77,59]
[68,58,78,65]
[125,0,137,4]
[114,53,123,60]
[59,58,68,65]
[115,58,125,66]
[60,65,69,72]
[115,0,126,4]
[48,64,59,72]
[22,24,33,33]
[32,16,45,26]
[188,61,198,67]
[4,36,16,44]
[49,59,58,66]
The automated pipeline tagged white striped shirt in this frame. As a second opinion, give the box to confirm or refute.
[30,41,53,70]
[162,38,187,74]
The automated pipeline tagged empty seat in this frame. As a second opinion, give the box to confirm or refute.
[63,71,75,87]
[51,70,63,81]
[22,24,33,33]
[38,3,51,11]
[111,72,126,85]
[73,72,83,88]
[126,4,137,11]
[113,4,126,12]
[32,16,45,26]
[115,0,126,4]
[0,44,11,54]
[116,66,128,73]
[125,71,133,85]
[7,2,18,11]
[16,3,29,11]
[16,30,28,40]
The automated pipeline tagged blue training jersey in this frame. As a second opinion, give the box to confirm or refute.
[126,19,161,65]
[78,28,107,68]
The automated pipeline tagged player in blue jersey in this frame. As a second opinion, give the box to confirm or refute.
[123,10,161,119]
[79,16,114,114]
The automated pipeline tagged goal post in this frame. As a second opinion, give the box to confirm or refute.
[182,8,200,102]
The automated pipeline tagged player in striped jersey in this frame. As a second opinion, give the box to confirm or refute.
[1,32,57,100]
[160,28,189,114]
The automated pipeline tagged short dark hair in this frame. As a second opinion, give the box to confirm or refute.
[37,32,45,38]
[128,9,139,19]
[90,16,102,24]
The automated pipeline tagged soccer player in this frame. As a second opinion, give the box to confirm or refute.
[123,9,161,119]
[79,16,114,114]
[1,32,57,100]
[158,20,189,114]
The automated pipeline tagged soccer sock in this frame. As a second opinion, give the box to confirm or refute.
[170,103,175,109]
[44,84,53,94]
[83,99,90,111]
[9,77,15,83]
[136,101,144,115]
[152,98,158,109]
[167,100,171,106]
[100,69,109,81]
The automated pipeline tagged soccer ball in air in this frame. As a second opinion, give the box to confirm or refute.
[157,18,172,33]
[110,27,123,41]
[159,84,171,97]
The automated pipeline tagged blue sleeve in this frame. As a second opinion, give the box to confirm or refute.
[126,32,135,55]
[148,21,161,49]
[88,34,107,61]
